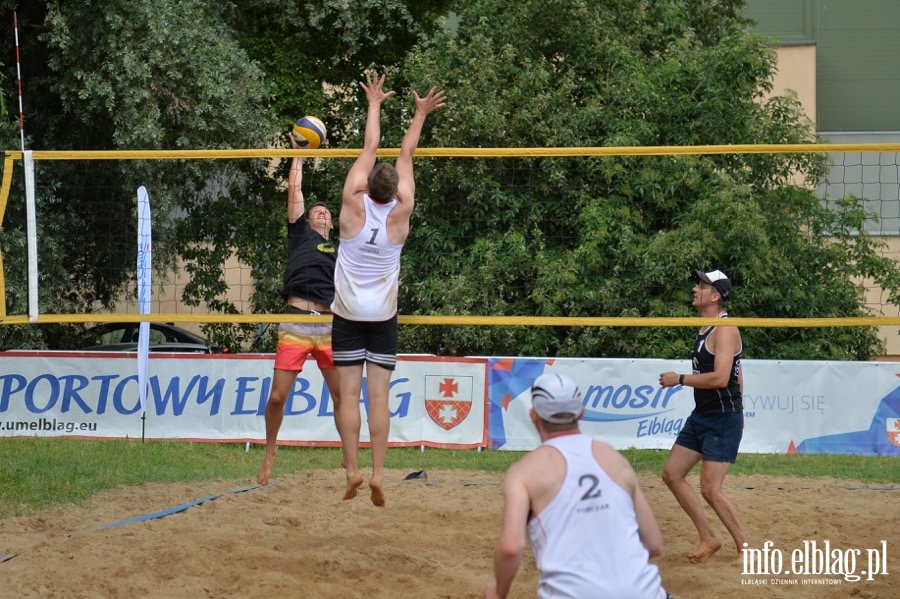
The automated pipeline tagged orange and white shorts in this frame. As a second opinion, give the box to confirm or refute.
[273,319,334,371]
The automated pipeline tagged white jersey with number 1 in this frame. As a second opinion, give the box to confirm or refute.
[332,194,403,322]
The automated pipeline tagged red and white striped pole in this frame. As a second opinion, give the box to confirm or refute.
[14,11,26,151]
[14,10,38,322]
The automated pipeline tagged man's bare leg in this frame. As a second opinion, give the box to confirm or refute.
[335,364,364,499]
[662,445,722,562]
[366,364,392,507]
[321,367,345,468]
[699,460,748,560]
[256,369,297,485]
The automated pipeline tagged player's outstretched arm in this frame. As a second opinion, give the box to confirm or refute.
[287,134,306,223]
[633,484,664,558]
[396,86,446,207]
[343,72,395,202]
[620,456,664,558]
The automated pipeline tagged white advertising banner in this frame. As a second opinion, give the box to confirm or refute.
[0,353,487,449]
[3,353,899,455]
[486,357,900,455]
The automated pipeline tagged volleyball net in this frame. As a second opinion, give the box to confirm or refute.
[1,143,899,357]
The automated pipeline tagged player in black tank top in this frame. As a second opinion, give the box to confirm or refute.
[691,315,743,414]
[658,269,749,564]
[257,139,341,487]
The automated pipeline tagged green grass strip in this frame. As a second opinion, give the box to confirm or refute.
[1,438,897,518]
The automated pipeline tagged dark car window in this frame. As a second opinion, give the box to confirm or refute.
[73,323,225,353]
[84,325,129,346]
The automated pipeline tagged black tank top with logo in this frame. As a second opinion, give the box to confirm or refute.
[690,316,743,414]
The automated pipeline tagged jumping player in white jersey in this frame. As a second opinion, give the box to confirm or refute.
[331,71,446,506]
[484,373,670,599]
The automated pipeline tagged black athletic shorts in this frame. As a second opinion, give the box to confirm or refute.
[331,313,398,370]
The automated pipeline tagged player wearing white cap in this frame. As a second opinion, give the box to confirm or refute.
[659,268,747,563]
[484,373,670,599]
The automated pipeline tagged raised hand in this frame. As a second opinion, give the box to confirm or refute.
[413,87,447,117]
[359,71,396,106]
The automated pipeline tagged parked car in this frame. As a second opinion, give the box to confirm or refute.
[76,323,229,353]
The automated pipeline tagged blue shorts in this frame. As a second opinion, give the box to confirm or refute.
[674,411,743,463]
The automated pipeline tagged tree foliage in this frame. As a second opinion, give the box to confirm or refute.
[1,0,897,360]
[0,0,450,351]
[0,0,278,349]
[228,0,454,142]
[393,0,900,360]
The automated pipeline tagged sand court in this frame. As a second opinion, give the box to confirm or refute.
[1,469,896,598]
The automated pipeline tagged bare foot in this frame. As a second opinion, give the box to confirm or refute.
[343,473,364,500]
[687,538,723,563]
[369,476,385,507]
[738,546,756,566]
[257,451,276,485]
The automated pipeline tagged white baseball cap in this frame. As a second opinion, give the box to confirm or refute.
[531,373,584,424]
[694,269,732,300]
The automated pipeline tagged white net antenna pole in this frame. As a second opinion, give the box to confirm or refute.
[24,151,38,322]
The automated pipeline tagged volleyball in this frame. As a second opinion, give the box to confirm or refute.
[292,116,327,149]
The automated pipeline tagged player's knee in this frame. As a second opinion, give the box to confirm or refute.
[699,484,721,504]
[661,467,677,487]
[266,390,289,408]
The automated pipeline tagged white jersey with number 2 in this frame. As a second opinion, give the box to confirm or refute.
[527,433,667,599]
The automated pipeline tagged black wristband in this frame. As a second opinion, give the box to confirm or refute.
[679,374,685,386]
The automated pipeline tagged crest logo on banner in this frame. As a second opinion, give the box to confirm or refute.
[425,375,473,430]
[887,418,900,447]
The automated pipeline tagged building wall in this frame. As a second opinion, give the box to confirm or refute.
[763,45,900,357]
[112,252,256,341]
[746,0,900,132]
[813,1,900,132]
[863,236,900,359]
[763,44,816,127]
